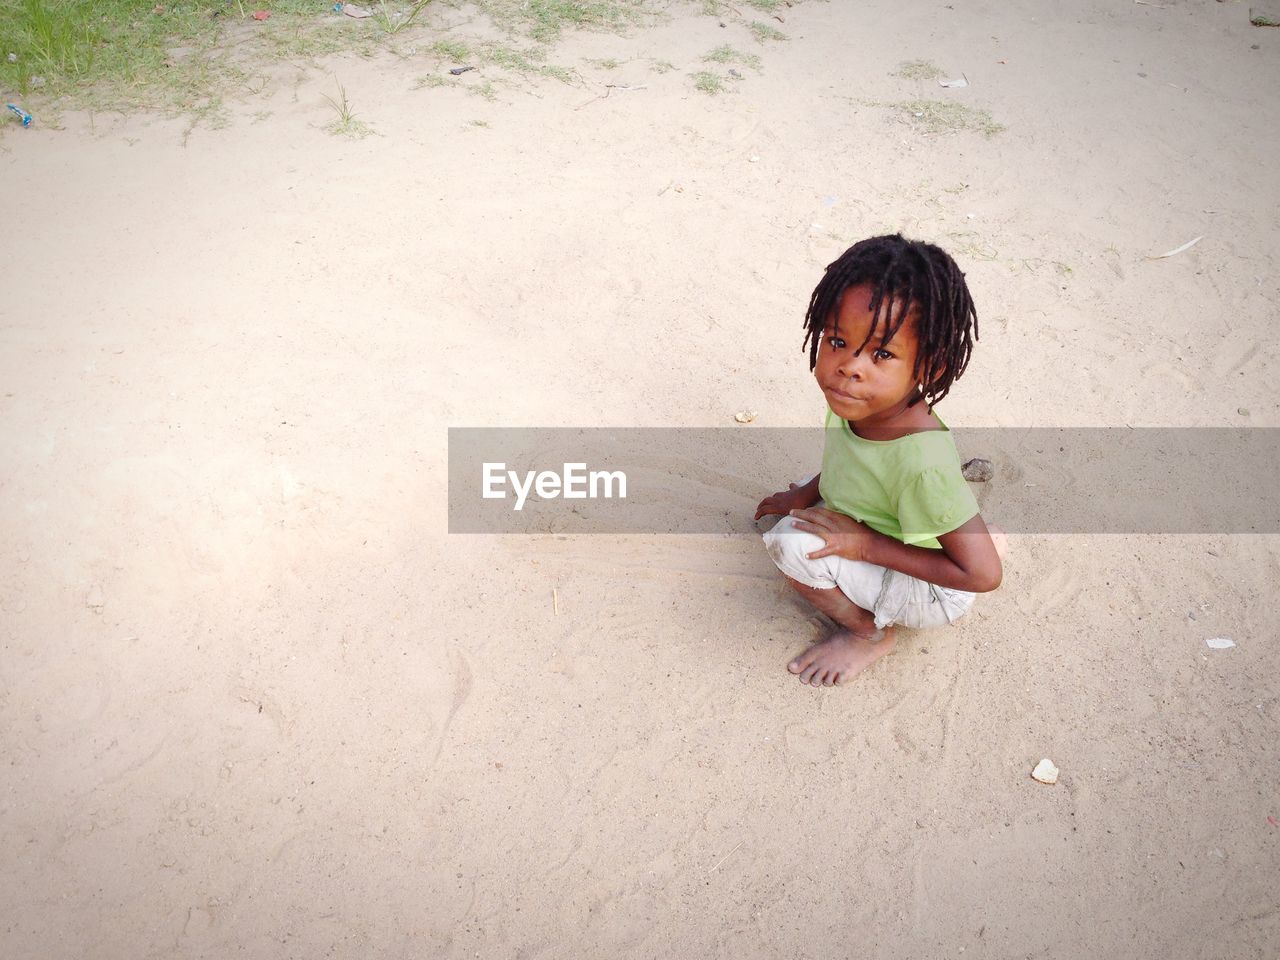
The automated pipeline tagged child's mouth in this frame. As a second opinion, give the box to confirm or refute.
[826,386,866,403]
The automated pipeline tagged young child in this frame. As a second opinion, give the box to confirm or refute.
[756,234,1004,688]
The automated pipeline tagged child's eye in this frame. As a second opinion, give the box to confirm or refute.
[873,348,894,361]
[827,336,847,350]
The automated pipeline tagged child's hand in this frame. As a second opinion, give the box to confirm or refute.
[754,483,817,521]
[787,507,875,562]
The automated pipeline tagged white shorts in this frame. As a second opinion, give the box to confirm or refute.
[762,512,976,630]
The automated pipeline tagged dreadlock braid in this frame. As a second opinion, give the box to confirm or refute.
[802,234,978,408]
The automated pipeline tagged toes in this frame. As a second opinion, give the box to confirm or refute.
[799,662,821,684]
[789,648,819,675]
[808,670,825,687]
[822,671,836,686]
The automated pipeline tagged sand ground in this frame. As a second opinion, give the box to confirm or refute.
[2,0,1278,957]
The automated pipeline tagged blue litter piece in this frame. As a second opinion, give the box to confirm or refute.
[7,103,32,127]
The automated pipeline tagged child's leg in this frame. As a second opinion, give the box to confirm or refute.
[784,577,897,687]
[764,514,899,686]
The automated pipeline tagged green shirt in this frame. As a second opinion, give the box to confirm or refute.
[818,406,980,550]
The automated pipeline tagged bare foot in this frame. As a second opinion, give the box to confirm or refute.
[787,627,898,687]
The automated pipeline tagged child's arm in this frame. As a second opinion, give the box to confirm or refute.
[788,508,1002,593]
[754,473,822,520]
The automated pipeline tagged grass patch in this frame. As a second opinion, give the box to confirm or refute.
[648,58,674,73]
[745,0,780,9]
[897,99,1004,137]
[468,79,498,100]
[373,0,434,36]
[0,0,245,109]
[587,57,619,69]
[894,59,943,81]
[691,70,722,95]
[0,0,400,114]
[482,43,574,82]
[413,73,452,88]
[472,0,645,42]
[321,79,372,138]
[0,0,622,122]
[702,44,761,70]
[430,37,472,61]
[748,21,786,42]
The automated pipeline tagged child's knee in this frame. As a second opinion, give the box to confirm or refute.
[763,516,834,589]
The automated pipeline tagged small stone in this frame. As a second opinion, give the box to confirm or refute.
[1031,758,1059,785]
[728,68,742,79]
[734,410,757,424]
[1205,636,1235,650]
[961,457,995,482]
[7,53,17,64]
[1238,407,1250,416]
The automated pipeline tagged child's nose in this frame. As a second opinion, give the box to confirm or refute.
[837,351,869,379]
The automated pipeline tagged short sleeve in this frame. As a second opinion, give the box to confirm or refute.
[895,466,980,545]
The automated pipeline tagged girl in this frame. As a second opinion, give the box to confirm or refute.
[756,235,1005,688]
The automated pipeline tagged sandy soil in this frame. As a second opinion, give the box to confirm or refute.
[2,0,1278,957]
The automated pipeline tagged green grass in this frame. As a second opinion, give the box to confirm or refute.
[648,58,674,74]
[748,20,786,42]
[430,37,471,61]
[0,0,602,117]
[1,0,234,107]
[0,0,644,124]
[0,0,395,113]
[702,44,761,71]
[481,42,574,82]
[472,0,645,42]
[894,59,944,81]
[898,99,1004,137]
[691,70,722,95]
[413,73,452,89]
[745,0,780,9]
[373,0,434,36]
[321,79,372,137]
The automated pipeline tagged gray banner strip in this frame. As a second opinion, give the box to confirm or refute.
[447,428,1280,534]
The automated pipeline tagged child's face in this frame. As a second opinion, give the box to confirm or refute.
[815,284,923,424]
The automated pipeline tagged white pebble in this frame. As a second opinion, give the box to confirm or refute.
[1031,758,1059,784]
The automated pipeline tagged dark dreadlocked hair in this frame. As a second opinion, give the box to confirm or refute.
[803,234,978,408]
